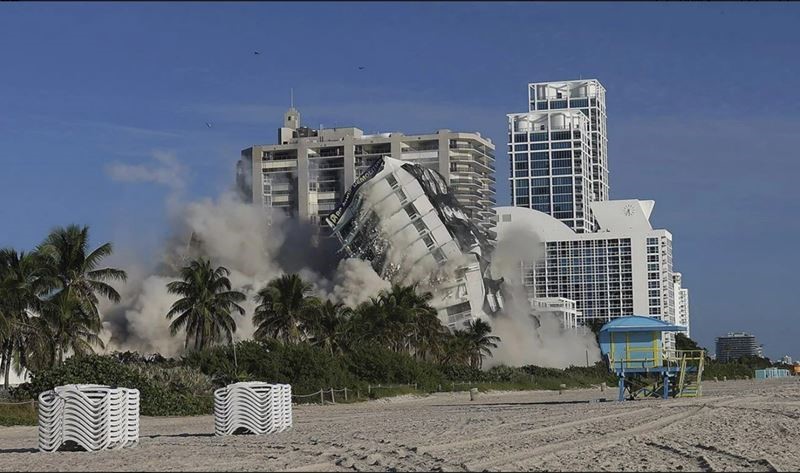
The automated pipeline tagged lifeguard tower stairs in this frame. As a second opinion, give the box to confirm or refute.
[598,316,705,401]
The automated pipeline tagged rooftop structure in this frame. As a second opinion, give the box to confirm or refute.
[530,297,580,331]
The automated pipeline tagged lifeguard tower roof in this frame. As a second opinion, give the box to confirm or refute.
[600,315,685,334]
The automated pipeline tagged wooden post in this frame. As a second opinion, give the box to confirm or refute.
[451,382,454,391]
[320,390,324,404]
[368,384,371,395]
[414,383,417,390]
[344,387,348,401]
[330,388,335,404]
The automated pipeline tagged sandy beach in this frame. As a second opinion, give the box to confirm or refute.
[1,378,798,472]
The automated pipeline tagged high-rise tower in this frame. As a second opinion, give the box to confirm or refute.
[509,79,608,233]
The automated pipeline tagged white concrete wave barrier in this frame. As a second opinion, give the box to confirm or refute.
[38,384,140,452]
[214,382,292,436]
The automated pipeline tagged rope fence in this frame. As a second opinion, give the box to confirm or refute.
[0,400,36,406]
[1,381,489,412]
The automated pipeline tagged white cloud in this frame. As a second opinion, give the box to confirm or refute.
[106,150,186,190]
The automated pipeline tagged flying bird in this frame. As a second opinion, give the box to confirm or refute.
[358,66,366,70]
[254,51,261,55]
[205,122,213,128]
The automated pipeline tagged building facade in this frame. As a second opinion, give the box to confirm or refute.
[715,332,763,362]
[325,156,504,330]
[673,273,690,337]
[238,108,497,239]
[528,79,608,202]
[496,199,684,349]
[508,110,595,233]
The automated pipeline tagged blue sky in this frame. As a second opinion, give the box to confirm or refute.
[1,2,798,359]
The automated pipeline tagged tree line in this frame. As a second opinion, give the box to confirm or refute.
[167,259,501,370]
[1,225,501,389]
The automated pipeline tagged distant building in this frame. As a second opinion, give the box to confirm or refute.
[781,355,793,365]
[673,273,690,337]
[530,297,580,331]
[237,108,497,239]
[715,332,764,362]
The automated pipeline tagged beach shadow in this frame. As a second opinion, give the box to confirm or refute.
[144,433,215,439]
[431,399,610,408]
[0,447,38,453]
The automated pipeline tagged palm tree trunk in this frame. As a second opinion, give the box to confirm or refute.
[2,343,11,390]
[3,356,11,390]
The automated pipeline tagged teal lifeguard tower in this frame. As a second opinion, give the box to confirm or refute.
[599,316,705,401]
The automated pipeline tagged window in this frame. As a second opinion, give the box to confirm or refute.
[432,248,447,264]
[403,203,419,220]
[569,98,589,108]
[422,234,435,249]
[530,132,548,142]
[386,174,398,188]
[551,131,571,141]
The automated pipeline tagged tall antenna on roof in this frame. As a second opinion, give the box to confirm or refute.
[290,88,294,108]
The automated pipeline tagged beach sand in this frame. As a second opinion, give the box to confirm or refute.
[1,378,798,472]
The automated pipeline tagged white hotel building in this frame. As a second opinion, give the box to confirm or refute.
[496,199,688,349]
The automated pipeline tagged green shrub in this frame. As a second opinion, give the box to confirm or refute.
[183,340,359,395]
[20,355,213,416]
[344,345,446,390]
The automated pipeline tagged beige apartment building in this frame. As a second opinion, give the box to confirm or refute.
[237,108,497,239]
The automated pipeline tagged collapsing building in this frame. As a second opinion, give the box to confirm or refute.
[325,156,504,329]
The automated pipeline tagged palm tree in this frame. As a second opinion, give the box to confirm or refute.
[166,259,245,351]
[37,225,126,364]
[307,300,352,355]
[347,297,392,348]
[439,330,473,366]
[465,318,501,369]
[39,296,106,361]
[378,284,442,355]
[0,249,52,387]
[253,274,320,344]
